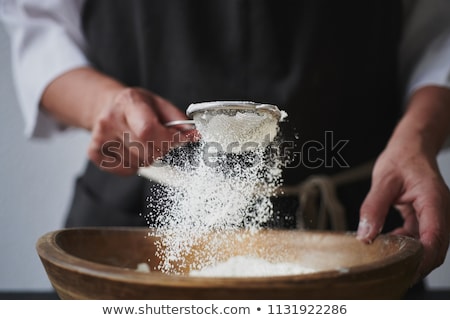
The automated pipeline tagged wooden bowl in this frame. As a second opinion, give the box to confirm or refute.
[36,227,422,299]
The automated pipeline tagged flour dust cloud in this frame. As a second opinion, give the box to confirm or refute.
[143,104,286,275]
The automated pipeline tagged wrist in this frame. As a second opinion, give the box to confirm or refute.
[41,67,126,131]
[87,84,126,130]
[388,86,450,158]
[78,71,126,131]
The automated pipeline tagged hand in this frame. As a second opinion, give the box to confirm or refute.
[88,87,196,175]
[41,67,197,175]
[356,87,450,281]
[358,147,450,281]
[357,86,450,280]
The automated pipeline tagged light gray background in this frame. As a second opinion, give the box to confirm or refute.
[0,24,449,292]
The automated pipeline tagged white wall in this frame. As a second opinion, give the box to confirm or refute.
[0,25,90,291]
[430,149,450,289]
[0,24,449,292]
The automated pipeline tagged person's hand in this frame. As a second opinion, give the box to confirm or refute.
[357,86,450,282]
[358,147,450,281]
[88,87,196,175]
[41,67,197,175]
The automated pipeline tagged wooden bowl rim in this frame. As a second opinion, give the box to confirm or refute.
[36,227,422,288]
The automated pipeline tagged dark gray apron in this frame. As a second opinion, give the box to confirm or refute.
[66,0,403,230]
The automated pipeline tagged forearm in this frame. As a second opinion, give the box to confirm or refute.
[41,66,193,174]
[359,85,450,280]
[388,85,450,158]
[41,67,125,131]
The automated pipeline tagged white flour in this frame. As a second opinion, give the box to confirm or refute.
[189,256,314,277]
[193,111,279,152]
[145,105,286,274]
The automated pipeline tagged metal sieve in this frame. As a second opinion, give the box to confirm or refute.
[186,101,282,120]
[141,101,283,183]
[165,101,282,128]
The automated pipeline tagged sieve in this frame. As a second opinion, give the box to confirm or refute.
[165,101,282,128]
[185,101,282,120]
[168,101,283,147]
[164,119,196,128]
[140,101,283,183]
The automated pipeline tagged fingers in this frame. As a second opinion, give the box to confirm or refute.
[123,89,197,151]
[357,170,402,243]
[139,89,188,123]
[390,203,419,238]
[412,184,450,280]
[358,152,450,282]
[87,87,197,175]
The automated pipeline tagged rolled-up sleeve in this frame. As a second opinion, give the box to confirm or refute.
[400,0,450,101]
[0,0,88,138]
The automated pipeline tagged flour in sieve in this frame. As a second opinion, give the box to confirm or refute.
[193,110,279,152]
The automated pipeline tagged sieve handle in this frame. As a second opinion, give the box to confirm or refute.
[165,120,196,128]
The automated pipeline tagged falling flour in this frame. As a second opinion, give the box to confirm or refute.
[144,106,286,275]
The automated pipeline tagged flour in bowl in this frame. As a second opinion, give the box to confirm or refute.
[190,256,315,277]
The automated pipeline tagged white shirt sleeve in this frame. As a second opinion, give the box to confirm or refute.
[0,0,88,138]
[1,0,450,138]
[400,0,450,102]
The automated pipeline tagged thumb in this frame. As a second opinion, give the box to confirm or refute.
[145,91,188,123]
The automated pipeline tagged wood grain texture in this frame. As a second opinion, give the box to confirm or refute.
[36,227,422,299]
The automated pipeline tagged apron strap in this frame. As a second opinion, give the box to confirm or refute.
[279,161,374,230]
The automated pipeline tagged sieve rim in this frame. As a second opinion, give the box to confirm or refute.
[186,101,281,120]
